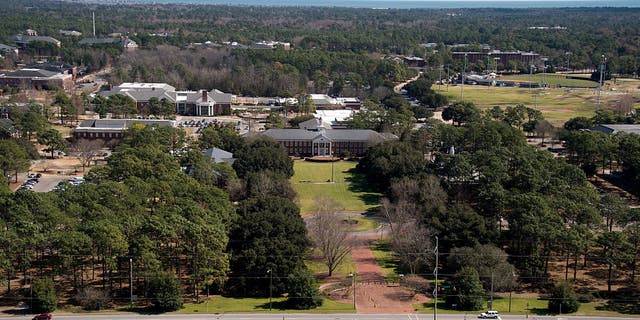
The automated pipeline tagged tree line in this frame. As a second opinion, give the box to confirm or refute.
[0,123,323,312]
[357,103,639,311]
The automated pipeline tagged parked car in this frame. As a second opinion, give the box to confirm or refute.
[32,313,52,320]
[478,311,500,319]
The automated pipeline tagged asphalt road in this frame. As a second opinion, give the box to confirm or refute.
[2,314,639,320]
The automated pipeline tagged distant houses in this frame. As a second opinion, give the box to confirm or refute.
[11,34,61,48]
[590,124,640,135]
[79,37,139,50]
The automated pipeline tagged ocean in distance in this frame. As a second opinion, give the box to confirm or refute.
[125,0,640,8]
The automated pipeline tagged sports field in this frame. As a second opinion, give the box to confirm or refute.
[436,77,640,126]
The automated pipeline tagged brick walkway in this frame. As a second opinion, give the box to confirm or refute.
[350,241,420,313]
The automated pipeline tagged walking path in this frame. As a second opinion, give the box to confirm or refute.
[349,227,423,313]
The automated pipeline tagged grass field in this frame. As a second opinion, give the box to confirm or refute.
[435,85,598,125]
[342,215,380,231]
[291,160,381,215]
[369,238,401,281]
[178,296,354,313]
[498,73,598,88]
[306,249,355,279]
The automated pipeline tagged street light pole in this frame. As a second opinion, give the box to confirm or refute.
[489,271,494,309]
[597,55,606,108]
[129,257,133,305]
[349,273,356,310]
[267,269,273,311]
[434,236,439,320]
[461,54,467,101]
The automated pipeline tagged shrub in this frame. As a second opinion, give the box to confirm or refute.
[149,272,183,312]
[444,267,485,311]
[548,282,580,314]
[74,287,110,310]
[285,268,323,309]
[31,278,57,313]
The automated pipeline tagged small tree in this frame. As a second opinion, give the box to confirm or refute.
[445,267,484,311]
[308,197,350,277]
[74,287,109,310]
[72,139,104,172]
[548,282,579,314]
[286,268,323,309]
[31,278,57,313]
[37,128,66,159]
[149,272,183,312]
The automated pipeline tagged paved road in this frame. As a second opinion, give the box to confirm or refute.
[2,314,639,320]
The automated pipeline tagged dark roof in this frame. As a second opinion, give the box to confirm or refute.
[12,35,60,45]
[0,43,17,52]
[26,62,75,73]
[2,68,59,78]
[77,119,175,129]
[79,38,121,45]
[590,124,640,135]
[262,128,395,142]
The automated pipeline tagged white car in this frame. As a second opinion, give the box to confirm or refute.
[478,311,500,319]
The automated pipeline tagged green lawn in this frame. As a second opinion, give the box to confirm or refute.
[292,160,381,215]
[178,296,354,313]
[342,215,380,232]
[306,249,355,279]
[498,73,599,88]
[369,238,401,281]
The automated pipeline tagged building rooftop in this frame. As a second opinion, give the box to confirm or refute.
[12,35,61,46]
[590,124,640,135]
[1,68,60,78]
[203,147,235,164]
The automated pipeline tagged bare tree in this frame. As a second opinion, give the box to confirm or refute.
[72,139,104,172]
[308,196,350,277]
[381,198,434,275]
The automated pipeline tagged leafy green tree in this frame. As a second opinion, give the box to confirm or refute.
[265,112,285,129]
[618,133,640,192]
[597,231,633,296]
[445,267,485,311]
[37,129,66,159]
[52,91,73,125]
[447,245,517,292]
[442,102,480,126]
[0,139,30,183]
[548,282,580,314]
[357,141,425,190]
[564,117,593,131]
[149,272,183,312]
[289,114,315,127]
[285,268,323,309]
[226,196,310,296]
[31,278,57,313]
[233,137,293,178]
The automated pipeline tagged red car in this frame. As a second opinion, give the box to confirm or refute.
[32,314,52,320]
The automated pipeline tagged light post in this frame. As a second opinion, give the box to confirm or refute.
[267,269,273,311]
[541,58,548,89]
[494,57,500,73]
[348,272,357,310]
[461,54,467,101]
[489,271,494,309]
[529,64,535,93]
[434,236,439,320]
[446,64,451,92]
[597,55,607,108]
[438,65,443,91]
[565,51,572,72]
[129,257,133,305]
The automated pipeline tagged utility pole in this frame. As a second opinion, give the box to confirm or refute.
[267,269,273,311]
[461,54,467,101]
[349,273,357,310]
[489,271,494,309]
[529,64,534,93]
[446,64,450,92]
[92,12,96,37]
[597,55,606,108]
[433,236,439,320]
[129,258,133,305]
[438,65,443,91]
